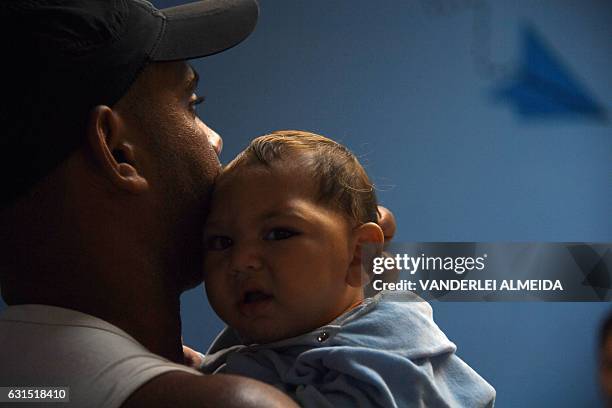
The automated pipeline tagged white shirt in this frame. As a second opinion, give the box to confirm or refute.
[0,304,200,408]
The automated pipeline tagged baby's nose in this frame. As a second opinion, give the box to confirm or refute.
[229,244,263,276]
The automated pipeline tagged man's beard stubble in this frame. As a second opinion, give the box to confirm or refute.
[153,147,218,293]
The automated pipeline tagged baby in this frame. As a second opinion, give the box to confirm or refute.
[198,130,496,407]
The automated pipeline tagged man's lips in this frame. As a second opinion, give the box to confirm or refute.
[237,288,274,317]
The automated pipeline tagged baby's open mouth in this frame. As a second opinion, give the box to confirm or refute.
[238,289,274,317]
[243,290,273,304]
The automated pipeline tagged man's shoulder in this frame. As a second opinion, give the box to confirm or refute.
[0,304,200,408]
[0,304,164,360]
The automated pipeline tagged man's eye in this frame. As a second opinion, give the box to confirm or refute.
[190,95,205,112]
[206,235,232,250]
[264,228,298,241]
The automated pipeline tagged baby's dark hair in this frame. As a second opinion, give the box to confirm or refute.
[225,130,378,225]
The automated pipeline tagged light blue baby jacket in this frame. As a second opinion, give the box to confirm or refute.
[202,291,496,407]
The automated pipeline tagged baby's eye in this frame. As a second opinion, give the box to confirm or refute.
[264,228,298,241]
[205,235,233,250]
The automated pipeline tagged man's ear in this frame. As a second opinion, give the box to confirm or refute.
[86,105,148,193]
[346,222,384,288]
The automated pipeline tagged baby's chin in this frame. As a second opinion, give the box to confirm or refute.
[239,329,289,346]
[238,323,314,345]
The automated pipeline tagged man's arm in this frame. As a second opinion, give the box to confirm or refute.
[122,371,298,408]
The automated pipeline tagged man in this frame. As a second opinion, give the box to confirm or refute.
[0,0,397,406]
[600,311,612,407]
[0,0,299,406]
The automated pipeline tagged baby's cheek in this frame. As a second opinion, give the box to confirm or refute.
[206,284,233,326]
[203,253,224,279]
[203,270,227,308]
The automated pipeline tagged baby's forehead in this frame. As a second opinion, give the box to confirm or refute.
[213,162,333,209]
[218,159,316,192]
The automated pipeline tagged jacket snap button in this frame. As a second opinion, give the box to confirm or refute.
[317,331,329,342]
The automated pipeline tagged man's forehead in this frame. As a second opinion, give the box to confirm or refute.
[143,60,198,89]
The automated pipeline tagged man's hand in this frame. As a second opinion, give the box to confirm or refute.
[365,206,398,298]
[377,205,396,248]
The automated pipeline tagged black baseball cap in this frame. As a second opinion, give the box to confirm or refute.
[0,0,258,208]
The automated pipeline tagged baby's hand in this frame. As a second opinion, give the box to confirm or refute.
[183,344,204,369]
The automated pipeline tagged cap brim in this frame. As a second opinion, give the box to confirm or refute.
[151,0,259,61]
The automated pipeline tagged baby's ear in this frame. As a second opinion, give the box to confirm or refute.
[346,222,384,288]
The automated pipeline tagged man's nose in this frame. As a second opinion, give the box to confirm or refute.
[206,125,223,156]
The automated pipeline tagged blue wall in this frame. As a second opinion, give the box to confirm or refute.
[2,0,610,406]
[175,1,612,406]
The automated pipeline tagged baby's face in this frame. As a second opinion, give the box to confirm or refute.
[203,161,361,344]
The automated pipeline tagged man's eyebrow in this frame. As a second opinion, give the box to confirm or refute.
[186,66,200,91]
